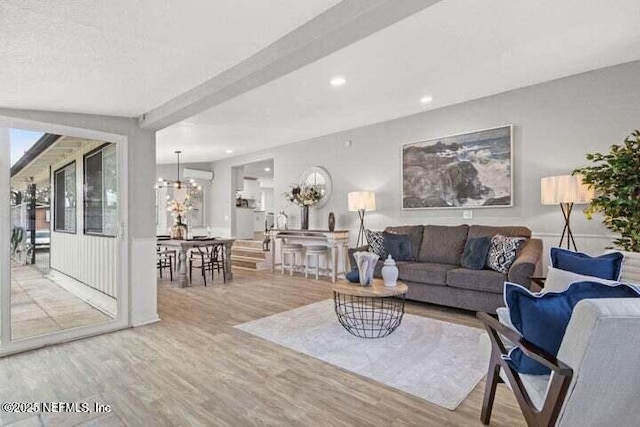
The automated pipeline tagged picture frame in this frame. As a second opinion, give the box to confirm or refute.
[401,125,513,210]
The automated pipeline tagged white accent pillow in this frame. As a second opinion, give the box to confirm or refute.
[544,267,619,293]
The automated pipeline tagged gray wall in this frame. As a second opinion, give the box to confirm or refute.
[208,61,640,254]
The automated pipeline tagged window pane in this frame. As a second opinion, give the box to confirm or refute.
[85,151,103,233]
[102,145,117,236]
[54,170,65,231]
[54,163,76,233]
[84,144,117,237]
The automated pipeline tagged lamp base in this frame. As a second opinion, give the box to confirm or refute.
[559,202,577,251]
[356,209,367,247]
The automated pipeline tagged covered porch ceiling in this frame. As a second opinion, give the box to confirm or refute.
[11,136,90,190]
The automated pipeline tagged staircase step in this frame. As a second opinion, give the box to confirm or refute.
[231,248,269,259]
[233,239,266,250]
[231,255,271,271]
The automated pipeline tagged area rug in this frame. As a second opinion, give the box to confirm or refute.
[235,300,489,410]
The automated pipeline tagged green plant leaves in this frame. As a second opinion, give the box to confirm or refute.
[573,130,640,252]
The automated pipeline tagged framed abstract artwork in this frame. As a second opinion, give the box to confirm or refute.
[401,125,513,209]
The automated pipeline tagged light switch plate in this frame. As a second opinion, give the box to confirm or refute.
[463,210,473,219]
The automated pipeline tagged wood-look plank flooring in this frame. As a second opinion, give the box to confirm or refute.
[0,269,526,426]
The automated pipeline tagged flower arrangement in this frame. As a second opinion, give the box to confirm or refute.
[167,195,192,222]
[284,184,323,207]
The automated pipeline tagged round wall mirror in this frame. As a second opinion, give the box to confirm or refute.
[299,166,332,208]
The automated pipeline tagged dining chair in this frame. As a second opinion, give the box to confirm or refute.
[210,243,226,283]
[157,245,175,281]
[189,245,214,286]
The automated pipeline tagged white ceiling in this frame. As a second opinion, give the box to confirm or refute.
[0,0,339,116]
[243,158,274,180]
[157,0,640,164]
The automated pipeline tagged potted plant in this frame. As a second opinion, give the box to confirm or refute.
[573,130,640,257]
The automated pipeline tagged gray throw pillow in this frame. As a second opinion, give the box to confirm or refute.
[382,232,412,261]
[461,237,492,270]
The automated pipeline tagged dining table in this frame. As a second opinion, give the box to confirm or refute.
[158,237,235,288]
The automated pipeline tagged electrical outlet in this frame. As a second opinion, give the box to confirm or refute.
[463,210,473,220]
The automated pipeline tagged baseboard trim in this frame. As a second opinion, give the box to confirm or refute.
[131,315,161,327]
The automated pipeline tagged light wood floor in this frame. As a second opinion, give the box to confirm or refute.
[0,269,526,426]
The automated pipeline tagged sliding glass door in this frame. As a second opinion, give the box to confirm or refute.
[0,124,129,355]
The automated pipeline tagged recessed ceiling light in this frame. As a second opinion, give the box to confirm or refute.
[330,76,346,87]
[225,149,233,154]
[264,167,271,172]
[420,95,433,104]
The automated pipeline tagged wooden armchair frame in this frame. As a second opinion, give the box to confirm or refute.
[478,312,573,427]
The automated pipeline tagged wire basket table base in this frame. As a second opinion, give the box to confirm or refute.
[333,291,406,339]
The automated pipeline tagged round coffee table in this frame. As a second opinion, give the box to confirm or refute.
[332,279,409,339]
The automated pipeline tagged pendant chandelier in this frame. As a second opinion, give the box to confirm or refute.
[155,151,202,192]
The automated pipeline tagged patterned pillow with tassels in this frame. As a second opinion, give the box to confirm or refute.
[486,234,526,274]
[365,229,386,258]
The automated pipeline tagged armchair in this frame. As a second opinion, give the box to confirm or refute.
[479,298,640,426]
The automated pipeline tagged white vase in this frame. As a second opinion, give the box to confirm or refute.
[353,251,379,286]
[381,255,399,287]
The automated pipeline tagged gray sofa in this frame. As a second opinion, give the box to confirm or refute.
[350,224,542,313]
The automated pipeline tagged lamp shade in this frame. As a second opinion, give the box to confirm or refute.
[541,175,594,205]
[348,191,376,211]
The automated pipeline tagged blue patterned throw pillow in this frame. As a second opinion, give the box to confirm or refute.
[486,234,526,274]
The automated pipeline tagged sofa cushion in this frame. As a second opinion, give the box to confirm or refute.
[418,225,469,265]
[382,232,412,261]
[461,237,492,270]
[398,262,457,286]
[467,225,531,239]
[385,225,424,260]
[447,268,507,294]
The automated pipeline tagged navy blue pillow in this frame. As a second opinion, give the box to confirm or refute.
[550,247,624,280]
[383,232,412,261]
[461,237,492,270]
[346,269,360,283]
[505,281,640,375]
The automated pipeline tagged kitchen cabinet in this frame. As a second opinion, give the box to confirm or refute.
[235,208,255,239]
[239,178,260,200]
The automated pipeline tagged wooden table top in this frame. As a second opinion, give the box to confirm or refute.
[158,238,235,248]
[332,279,408,297]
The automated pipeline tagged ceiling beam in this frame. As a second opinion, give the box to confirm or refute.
[139,0,442,131]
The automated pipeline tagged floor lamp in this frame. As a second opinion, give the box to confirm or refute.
[541,175,594,251]
[348,191,376,247]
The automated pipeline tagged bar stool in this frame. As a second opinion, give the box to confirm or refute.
[304,245,330,280]
[281,243,304,276]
